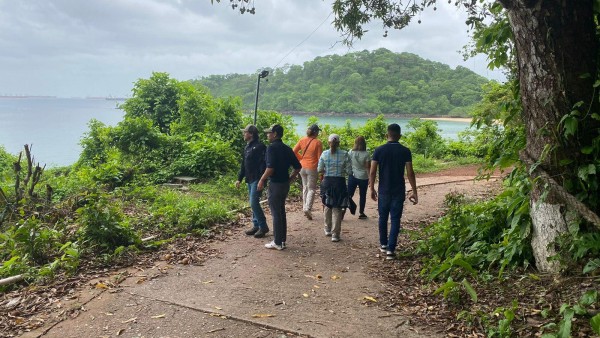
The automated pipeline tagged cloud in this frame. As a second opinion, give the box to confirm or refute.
[0,0,504,97]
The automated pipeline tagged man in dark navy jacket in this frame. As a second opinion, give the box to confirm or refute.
[236,124,268,238]
[258,124,301,250]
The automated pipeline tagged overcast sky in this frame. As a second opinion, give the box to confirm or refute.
[0,0,505,98]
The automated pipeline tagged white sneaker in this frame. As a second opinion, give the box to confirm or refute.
[379,245,388,253]
[324,229,332,236]
[282,242,286,249]
[265,241,284,250]
[331,236,340,242]
[385,250,396,260]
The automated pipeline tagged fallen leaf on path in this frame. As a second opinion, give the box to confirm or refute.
[363,296,378,303]
[252,314,275,318]
[331,275,341,280]
[116,328,125,335]
[95,282,108,289]
[151,314,166,319]
[202,280,214,284]
[313,285,320,288]
[303,293,309,298]
[136,278,146,284]
[121,317,137,324]
[214,306,222,310]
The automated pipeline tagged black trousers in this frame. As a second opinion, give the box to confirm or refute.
[268,181,290,246]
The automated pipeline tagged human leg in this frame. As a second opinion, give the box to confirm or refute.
[323,206,332,236]
[305,169,318,212]
[300,168,309,211]
[248,180,268,232]
[347,175,358,198]
[281,182,290,244]
[357,178,368,216]
[331,207,343,241]
[244,182,259,235]
[386,194,405,253]
[378,194,391,247]
[268,182,288,246]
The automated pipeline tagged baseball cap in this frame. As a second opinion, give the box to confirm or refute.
[264,124,284,136]
[241,124,259,135]
[328,134,340,142]
[308,124,321,133]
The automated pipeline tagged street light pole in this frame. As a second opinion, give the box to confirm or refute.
[253,70,269,125]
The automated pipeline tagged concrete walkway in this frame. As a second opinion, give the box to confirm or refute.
[26,175,498,338]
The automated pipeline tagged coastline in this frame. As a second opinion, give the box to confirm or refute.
[421,117,472,123]
[280,111,472,123]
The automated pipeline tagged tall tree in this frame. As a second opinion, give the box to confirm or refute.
[329,0,600,272]
[215,0,600,272]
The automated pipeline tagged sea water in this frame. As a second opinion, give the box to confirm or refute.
[0,98,471,167]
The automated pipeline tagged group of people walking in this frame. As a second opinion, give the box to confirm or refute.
[235,122,418,260]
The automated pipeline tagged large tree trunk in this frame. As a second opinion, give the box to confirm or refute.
[499,0,598,271]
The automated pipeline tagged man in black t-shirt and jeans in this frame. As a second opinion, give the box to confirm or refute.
[258,124,302,250]
[369,123,418,260]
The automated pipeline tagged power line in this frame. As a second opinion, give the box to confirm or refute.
[272,11,333,69]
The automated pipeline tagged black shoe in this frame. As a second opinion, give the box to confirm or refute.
[245,227,259,236]
[254,228,269,238]
[358,213,367,219]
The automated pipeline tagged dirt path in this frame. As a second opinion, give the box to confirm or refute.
[24,167,501,338]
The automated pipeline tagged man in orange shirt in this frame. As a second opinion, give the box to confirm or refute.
[293,124,323,220]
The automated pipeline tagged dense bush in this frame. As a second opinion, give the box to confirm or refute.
[418,168,533,281]
[77,195,140,252]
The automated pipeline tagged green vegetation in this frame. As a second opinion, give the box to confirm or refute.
[197,48,489,116]
[0,70,489,292]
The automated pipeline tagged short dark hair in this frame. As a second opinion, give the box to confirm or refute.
[387,123,401,139]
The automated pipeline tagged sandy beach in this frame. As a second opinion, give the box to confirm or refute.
[421,117,473,123]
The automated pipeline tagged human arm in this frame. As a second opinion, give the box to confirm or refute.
[289,147,302,182]
[289,168,301,183]
[317,152,325,181]
[406,162,418,204]
[345,152,352,178]
[292,139,303,160]
[236,148,245,189]
[258,168,274,191]
[369,160,378,201]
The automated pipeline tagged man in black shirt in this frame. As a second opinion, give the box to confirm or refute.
[258,124,302,250]
[369,123,418,261]
[236,124,268,238]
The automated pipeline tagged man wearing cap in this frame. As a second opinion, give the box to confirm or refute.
[236,124,269,238]
[369,123,418,261]
[318,133,352,242]
[258,124,302,250]
[292,124,323,220]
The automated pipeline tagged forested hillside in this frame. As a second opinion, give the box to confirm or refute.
[195,48,489,116]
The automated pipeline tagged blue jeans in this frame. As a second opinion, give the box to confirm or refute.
[378,193,405,253]
[247,180,268,231]
[347,175,368,214]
